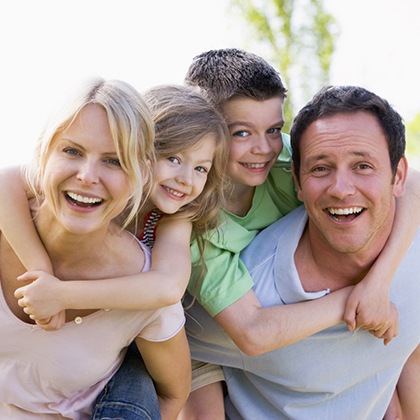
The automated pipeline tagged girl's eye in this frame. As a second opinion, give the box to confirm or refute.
[167,156,180,164]
[63,147,81,156]
[195,166,209,174]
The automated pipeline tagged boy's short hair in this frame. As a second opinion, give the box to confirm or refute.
[185,48,287,108]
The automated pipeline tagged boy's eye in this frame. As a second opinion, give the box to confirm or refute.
[232,130,250,138]
[167,156,181,164]
[267,127,282,135]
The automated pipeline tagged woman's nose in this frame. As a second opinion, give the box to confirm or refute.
[77,160,99,185]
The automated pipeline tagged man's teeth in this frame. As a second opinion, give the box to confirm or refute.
[328,207,363,215]
[164,187,184,197]
[243,163,266,169]
[67,192,102,204]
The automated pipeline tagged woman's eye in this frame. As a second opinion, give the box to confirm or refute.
[106,158,121,167]
[63,147,81,156]
[167,156,180,164]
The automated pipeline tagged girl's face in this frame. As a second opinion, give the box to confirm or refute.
[150,134,216,214]
[42,104,132,235]
[223,96,284,189]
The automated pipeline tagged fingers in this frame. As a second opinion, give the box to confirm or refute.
[343,300,358,332]
[36,313,65,331]
[368,323,398,345]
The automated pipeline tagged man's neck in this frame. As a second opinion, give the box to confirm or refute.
[295,225,381,292]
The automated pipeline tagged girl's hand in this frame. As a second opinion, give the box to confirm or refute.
[14,271,66,328]
[34,312,66,331]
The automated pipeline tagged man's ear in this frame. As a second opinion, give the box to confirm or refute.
[291,162,303,201]
[393,156,409,198]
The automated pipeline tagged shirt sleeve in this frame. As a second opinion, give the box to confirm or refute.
[137,302,185,342]
[188,222,256,317]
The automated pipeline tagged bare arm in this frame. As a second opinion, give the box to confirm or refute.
[383,389,403,420]
[214,287,353,356]
[15,218,192,318]
[136,328,191,419]
[0,165,53,273]
[344,168,420,340]
[396,344,420,419]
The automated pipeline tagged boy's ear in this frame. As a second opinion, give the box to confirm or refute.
[393,156,409,198]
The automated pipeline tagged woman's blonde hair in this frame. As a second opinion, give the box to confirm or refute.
[143,84,229,235]
[25,77,155,228]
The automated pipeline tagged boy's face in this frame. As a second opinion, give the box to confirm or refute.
[222,96,284,188]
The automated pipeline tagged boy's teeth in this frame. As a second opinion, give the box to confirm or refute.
[244,163,265,169]
[68,192,102,204]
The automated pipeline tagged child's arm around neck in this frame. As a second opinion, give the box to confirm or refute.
[0,165,53,273]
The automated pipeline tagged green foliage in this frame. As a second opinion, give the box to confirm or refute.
[232,0,337,133]
[406,114,420,169]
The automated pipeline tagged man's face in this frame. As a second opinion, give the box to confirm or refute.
[296,111,407,256]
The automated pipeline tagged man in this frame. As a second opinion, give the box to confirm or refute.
[185,85,420,418]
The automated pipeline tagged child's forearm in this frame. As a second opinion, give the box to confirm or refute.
[367,167,420,286]
[0,166,53,273]
[343,168,420,336]
[61,272,187,311]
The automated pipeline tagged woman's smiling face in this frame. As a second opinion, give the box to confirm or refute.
[42,104,132,235]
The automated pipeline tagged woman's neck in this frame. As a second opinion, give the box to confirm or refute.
[34,207,119,277]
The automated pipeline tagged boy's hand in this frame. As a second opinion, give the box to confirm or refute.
[344,280,398,345]
[14,271,66,327]
[366,303,398,346]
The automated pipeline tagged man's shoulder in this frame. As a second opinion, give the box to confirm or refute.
[241,206,306,260]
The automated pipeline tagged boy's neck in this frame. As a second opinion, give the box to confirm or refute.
[225,184,256,216]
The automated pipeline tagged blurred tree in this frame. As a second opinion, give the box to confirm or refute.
[406,113,420,169]
[232,0,337,132]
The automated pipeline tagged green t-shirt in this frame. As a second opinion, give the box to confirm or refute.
[188,134,302,316]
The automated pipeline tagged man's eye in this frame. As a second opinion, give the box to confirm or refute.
[312,166,328,173]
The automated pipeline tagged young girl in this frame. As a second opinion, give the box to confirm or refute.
[0,84,229,330]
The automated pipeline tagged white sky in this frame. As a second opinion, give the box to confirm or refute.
[1,0,419,168]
